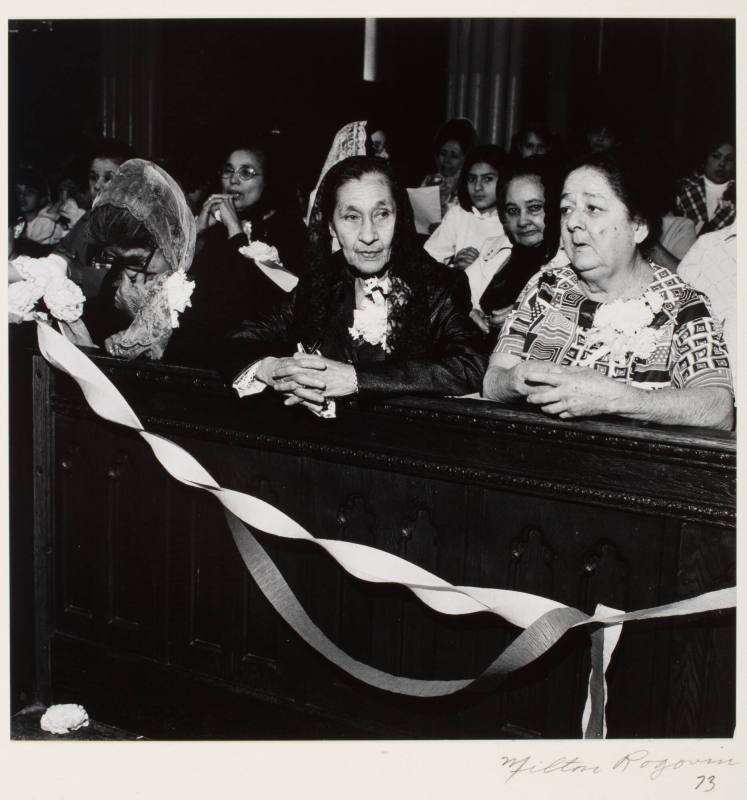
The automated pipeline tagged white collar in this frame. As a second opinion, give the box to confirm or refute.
[471,206,499,220]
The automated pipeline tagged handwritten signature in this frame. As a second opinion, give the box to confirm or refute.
[499,749,739,784]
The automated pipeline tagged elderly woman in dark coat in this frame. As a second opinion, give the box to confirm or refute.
[226,155,486,414]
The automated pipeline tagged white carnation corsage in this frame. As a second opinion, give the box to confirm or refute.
[348,275,409,353]
[165,271,195,328]
[577,289,666,374]
[43,278,86,323]
[238,220,282,265]
[239,240,281,265]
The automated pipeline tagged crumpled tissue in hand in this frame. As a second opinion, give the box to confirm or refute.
[40,703,90,735]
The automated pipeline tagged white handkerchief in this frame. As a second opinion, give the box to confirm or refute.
[256,261,299,292]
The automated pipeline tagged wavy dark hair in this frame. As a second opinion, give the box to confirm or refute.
[297,155,431,356]
[562,147,662,248]
[497,155,562,261]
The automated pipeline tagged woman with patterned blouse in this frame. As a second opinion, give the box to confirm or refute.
[482,149,734,430]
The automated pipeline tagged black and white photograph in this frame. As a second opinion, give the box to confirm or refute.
[3,3,743,798]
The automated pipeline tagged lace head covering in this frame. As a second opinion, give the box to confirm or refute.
[306,121,368,223]
[93,158,196,272]
[90,159,196,360]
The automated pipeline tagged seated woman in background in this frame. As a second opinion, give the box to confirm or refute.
[471,157,566,344]
[420,117,478,220]
[226,155,486,414]
[50,138,137,299]
[583,118,624,154]
[510,124,558,160]
[183,136,307,353]
[646,151,697,265]
[483,149,733,430]
[10,167,80,258]
[8,140,137,320]
[675,134,735,236]
[424,145,508,300]
[196,136,307,273]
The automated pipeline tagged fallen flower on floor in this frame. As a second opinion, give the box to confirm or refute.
[40,703,90,735]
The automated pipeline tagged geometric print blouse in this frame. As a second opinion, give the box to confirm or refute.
[494,263,733,394]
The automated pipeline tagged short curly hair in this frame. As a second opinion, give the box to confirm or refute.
[562,147,662,248]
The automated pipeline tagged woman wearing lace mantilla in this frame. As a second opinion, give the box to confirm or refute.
[227,155,486,416]
[482,149,734,430]
[82,158,196,360]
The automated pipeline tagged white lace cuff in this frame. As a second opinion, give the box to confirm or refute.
[232,360,268,398]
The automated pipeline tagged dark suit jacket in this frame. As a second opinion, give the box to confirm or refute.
[223,250,487,399]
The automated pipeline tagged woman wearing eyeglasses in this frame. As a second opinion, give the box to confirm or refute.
[196,140,307,273]
[79,158,196,359]
[174,139,308,363]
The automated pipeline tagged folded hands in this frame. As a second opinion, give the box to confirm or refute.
[258,353,358,411]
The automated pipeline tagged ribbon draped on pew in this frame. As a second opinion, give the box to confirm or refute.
[36,322,735,738]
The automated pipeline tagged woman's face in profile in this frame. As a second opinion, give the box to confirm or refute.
[503,175,546,247]
[221,149,266,212]
[704,143,735,184]
[329,173,396,275]
[437,139,465,178]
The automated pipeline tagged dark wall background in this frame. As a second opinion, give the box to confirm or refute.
[156,18,450,189]
[9,18,451,192]
[8,17,736,197]
[9,20,102,174]
[519,17,735,174]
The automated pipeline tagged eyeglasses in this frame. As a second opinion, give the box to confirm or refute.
[219,166,263,181]
[100,247,159,282]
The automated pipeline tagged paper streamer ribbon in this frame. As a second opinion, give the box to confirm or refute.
[35,322,736,737]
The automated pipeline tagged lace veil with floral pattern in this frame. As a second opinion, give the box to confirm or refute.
[93,159,196,360]
[305,121,368,224]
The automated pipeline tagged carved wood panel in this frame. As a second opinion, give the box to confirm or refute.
[35,354,736,738]
[55,417,171,658]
